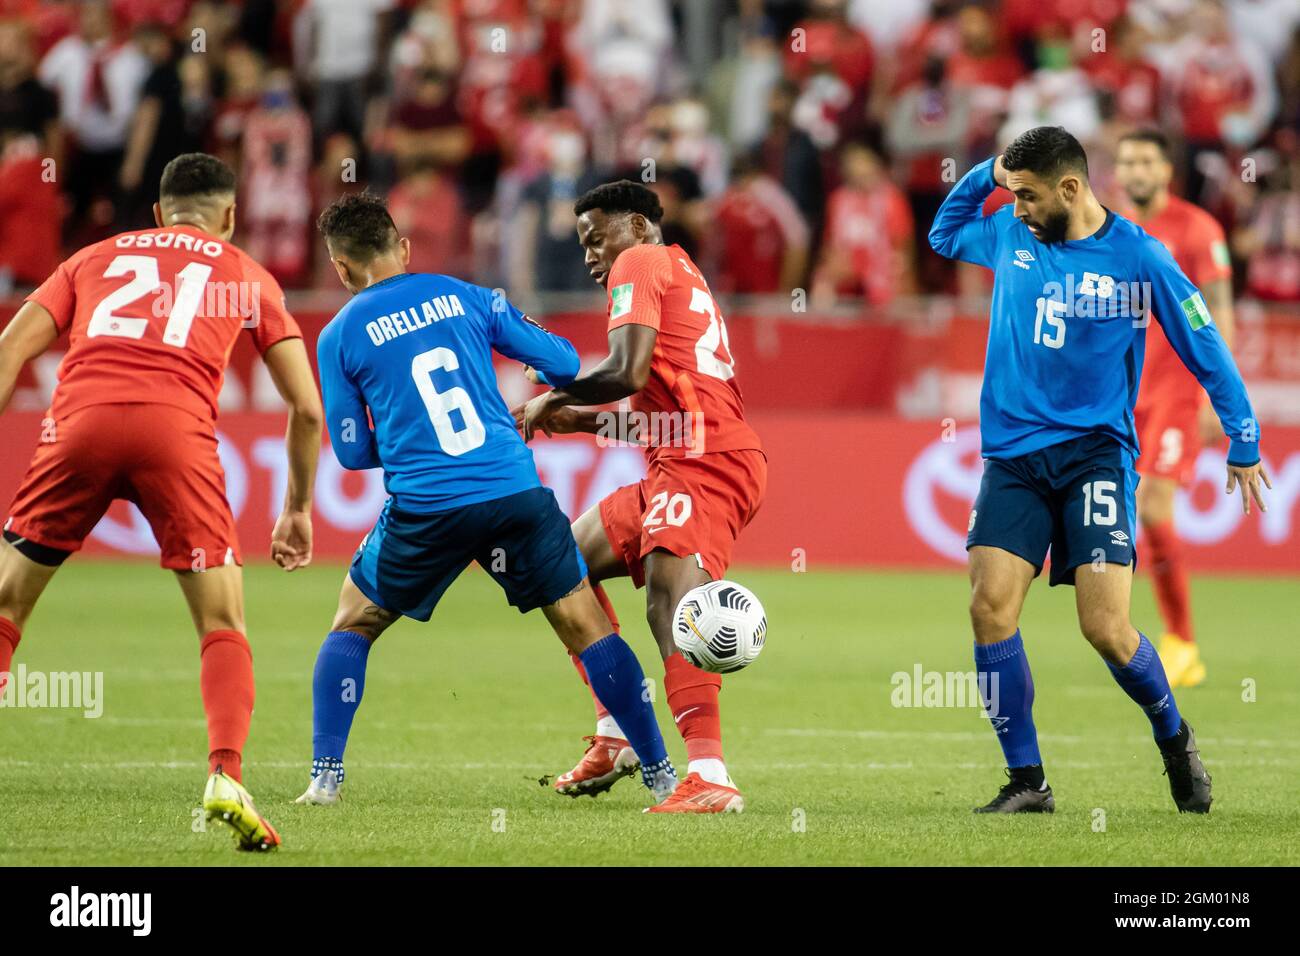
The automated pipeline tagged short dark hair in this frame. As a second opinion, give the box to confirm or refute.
[573,179,664,223]
[1117,127,1170,159]
[316,191,399,260]
[1001,126,1089,181]
[159,153,236,200]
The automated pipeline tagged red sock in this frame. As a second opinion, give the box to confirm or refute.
[1145,520,1194,643]
[0,617,20,696]
[591,581,621,633]
[569,582,623,723]
[664,652,724,763]
[200,630,254,782]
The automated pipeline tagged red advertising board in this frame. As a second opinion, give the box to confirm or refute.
[2,412,1297,574]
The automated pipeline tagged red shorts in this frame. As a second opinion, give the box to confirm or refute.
[599,448,767,588]
[1134,400,1201,485]
[5,403,241,570]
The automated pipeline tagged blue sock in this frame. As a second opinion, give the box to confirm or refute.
[579,634,674,786]
[974,630,1042,769]
[311,630,373,780]
[1107,632,1182,741]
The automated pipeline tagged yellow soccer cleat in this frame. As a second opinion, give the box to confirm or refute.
[1158,633,1206,689]
[204,769,282,852]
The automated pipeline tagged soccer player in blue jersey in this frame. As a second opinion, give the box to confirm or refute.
[294,193,678,808]
[929,127,1271,814]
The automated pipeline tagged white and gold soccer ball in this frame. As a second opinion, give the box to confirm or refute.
[672,580,767,674]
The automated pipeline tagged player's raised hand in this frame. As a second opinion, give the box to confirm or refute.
[1226,461,1271,516]
[271,509,314,570]
[993,154,1009,188]
[523,364,542,385]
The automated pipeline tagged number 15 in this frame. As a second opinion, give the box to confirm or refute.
[1033,297,1066,350]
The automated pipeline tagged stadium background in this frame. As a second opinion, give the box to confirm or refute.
[0,0,1297,576]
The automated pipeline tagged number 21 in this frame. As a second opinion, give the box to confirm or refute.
[87,254,212,348]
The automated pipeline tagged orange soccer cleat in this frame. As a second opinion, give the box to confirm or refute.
[553,735,640,797]
[644,772,744,814]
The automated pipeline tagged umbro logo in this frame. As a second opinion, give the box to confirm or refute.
[1013,249,1035,269]
[1110,530,1130,546]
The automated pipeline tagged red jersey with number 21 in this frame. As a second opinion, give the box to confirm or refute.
[605,243,762,463]
[27,224,302,422]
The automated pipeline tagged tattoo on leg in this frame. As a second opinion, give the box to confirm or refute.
[363,604,397,623]
[557,579,588,601]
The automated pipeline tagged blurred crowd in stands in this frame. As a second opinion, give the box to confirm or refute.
[1,0,1299,306]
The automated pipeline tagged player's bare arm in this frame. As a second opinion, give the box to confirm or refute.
[263,337,323,570]
[0,301,60,415]
[517,323,656,441]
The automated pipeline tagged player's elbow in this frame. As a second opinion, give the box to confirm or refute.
[331,442,374,471]
[927,223,953,258]
[546,350,581,389]
[619,362,649,394]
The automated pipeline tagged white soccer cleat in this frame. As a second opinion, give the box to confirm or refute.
[646,763,680,804]
[294,769,342,806]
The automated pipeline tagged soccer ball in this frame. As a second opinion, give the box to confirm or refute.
[672,580,767,674]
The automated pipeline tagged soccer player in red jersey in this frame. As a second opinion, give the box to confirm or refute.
[515,180,767,813]
[0,153,323,850]
[1115,129,1237,689]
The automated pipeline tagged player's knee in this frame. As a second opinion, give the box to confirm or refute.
[1136,497,1168,528]
[329,608,386,643]
[969,589,1017,639]
[644,580,674,628]
[0,598,33,631]
[1136,483,1174,527]
[194,608,245,636]
[1078,612,1131,656]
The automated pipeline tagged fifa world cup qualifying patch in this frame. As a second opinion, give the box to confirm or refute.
[1180,291,1213,331]
[610,282,633,319]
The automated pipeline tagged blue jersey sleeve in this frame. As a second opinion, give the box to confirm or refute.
[928,157,1002,268]
[484,290,580,386]
[317,320,382,471]
[1140,238,1260,465]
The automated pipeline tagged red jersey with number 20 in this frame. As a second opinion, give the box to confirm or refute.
[605,243,762,463]
[27,224,302,422]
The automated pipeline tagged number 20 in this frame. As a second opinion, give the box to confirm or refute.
[643,492,692,529]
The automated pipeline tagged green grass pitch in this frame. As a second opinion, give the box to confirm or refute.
[1,560,1297,866]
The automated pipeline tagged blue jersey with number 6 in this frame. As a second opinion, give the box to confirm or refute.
[317,272,579,510]
[928,157,1260,467]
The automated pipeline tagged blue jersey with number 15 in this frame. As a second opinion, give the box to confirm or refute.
[317,272,579,511]
[928,157,1260,467]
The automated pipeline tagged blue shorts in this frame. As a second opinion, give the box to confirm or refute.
[966,432,1139,587]
[350,486,588,621]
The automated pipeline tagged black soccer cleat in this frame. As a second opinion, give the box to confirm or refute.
[1159,719,1212,814]
[973,770,1056,814]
